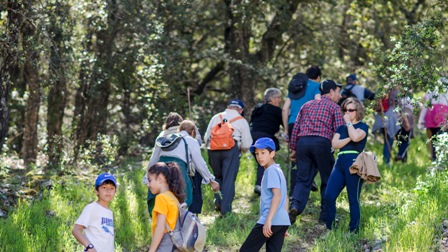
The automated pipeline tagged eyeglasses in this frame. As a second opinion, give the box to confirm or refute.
[343,108,357,113]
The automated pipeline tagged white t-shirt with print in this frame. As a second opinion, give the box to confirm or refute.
[75,202,114,252]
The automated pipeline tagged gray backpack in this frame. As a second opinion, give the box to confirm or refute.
[165,193,206,252]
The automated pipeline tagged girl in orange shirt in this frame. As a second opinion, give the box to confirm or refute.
[147,162,185,252]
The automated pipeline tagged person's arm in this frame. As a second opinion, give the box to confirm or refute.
[343,114,366,142]
[263,188,281,238]
[188,138,220,192]
[364,88,375,100]
[333,106,345,132]
[148,214,167,252]
[418,95,429,130]
[401,109,412,132]
[282,98,291,140]
[72,224,97,252]
[346,123,366,142]
[239,121,253,152]
[289,110,302,151]
[331,133,350,149]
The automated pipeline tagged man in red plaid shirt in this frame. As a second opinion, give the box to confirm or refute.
[288,79,344,224]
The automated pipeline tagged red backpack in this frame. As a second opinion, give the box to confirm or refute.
[209,114,244,150]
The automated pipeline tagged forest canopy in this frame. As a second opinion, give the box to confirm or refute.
[0,0,447,170]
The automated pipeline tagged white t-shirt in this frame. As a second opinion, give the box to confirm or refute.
[75,202,114,252]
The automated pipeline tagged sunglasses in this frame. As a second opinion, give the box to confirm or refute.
[343,108,357,113]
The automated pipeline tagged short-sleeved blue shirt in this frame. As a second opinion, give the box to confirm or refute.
[336,121,369,153]
[258,163,290,226]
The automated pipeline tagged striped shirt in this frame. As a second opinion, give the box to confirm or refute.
[289,96,344,150]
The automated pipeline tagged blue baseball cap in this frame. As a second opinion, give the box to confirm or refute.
[95,173,117,188]
[228,99,244,109]
[250,137,276,153]
[346,74,358,83]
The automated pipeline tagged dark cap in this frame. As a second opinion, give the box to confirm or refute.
[95,173,117,188]
[288,73,308,100]
[228,99,244,109]
[320,79,342,95]
[250,137,276,153]
[346,74,358,83]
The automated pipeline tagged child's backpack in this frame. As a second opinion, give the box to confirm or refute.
[338,84,357,105]
[165,194,206,252]
[209,114,243,150]
[156,133,194,177]
[156,133,184,151]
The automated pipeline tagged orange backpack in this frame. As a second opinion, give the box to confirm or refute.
[209,114,244,150]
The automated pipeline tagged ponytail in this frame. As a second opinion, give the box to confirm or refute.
[148,162,186,203]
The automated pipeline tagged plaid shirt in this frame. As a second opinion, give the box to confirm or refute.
[289,96,344,150]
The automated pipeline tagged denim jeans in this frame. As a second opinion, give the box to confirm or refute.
[325,153,363,232]
[383,127,410,165]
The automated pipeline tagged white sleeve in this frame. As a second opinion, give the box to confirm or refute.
[239,120,253,151]
[75,204,93,228]
[188,137,215,184]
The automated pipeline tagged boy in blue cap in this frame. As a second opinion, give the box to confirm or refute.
[72,173,117,252]
[240,137,290,252]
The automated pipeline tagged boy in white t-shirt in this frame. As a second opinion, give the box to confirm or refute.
[72,173,117,252]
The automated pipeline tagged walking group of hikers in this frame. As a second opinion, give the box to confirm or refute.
[70,67,448,251]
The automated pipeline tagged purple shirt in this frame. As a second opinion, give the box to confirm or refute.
[289,96,344,150]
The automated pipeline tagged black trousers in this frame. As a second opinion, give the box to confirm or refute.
[240,224,289,252]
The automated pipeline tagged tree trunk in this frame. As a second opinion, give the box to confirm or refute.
[20,57,40,165]
[224,0,257,113]
[224,0,301,114]
[74,0,118,163]
[46,1,69,169]
[0,1,22,151]
[19,0,41,166]
[72,29,92,158]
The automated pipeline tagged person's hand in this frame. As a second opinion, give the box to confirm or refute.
[210,180,220,192]
[263,220,273,238]
[282,133,289,142]
[290,150,296,162]
[343,113,351,124]
[284,230,290,237]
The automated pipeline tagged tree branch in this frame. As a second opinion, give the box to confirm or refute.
[193,61,224,95]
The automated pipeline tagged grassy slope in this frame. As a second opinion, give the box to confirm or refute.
[1,132,447,251]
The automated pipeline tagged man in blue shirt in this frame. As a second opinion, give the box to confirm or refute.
[282,66,322,196]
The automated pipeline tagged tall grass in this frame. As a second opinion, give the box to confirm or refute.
[0,133,447,251]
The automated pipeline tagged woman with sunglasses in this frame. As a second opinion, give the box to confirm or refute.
[325,97,368,234]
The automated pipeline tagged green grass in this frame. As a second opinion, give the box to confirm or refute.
[1,132,447,251]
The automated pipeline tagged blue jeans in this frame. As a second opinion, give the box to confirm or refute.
[383,128,410,165]
[325,153,363,232]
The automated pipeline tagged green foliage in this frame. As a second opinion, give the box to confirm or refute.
[433,132,448,168]
[0,165,151,251]
[3,135,448,251]
[375,13,447,99]
[3,0,448,166]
